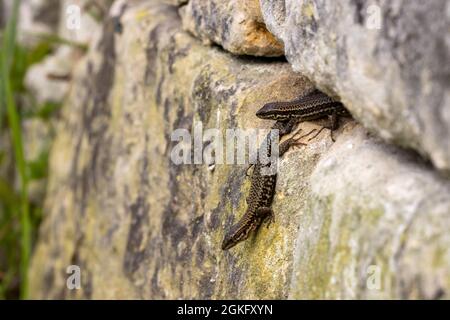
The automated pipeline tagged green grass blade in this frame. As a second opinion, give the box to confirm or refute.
[0,0,30,299]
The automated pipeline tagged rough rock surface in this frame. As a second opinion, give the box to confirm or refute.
[180,0,284,56]
[28,2,450,299]
[291,126,450,299]
[260,0,450,175]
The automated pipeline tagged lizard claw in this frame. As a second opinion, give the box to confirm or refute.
[307,127,328,141]
[330,130,336,142]
[287,129,313,149]
[265,211,275,228]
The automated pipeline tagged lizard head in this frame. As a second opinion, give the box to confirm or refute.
[256,103,290,120]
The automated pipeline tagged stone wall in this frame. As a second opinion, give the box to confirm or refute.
[28,0,450,299]
[261,0,450,175]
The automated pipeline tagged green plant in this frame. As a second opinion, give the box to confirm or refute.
[0,0,73,300]
[0,0,31,299]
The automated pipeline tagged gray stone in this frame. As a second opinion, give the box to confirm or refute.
[180,0,284,56]
[260,0,450,175]
[290,125,450,299]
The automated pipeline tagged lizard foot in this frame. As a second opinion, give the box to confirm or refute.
[289,129,316,148]
[306,127,327,141]
[305,126,337,142]
[257,207,275,228]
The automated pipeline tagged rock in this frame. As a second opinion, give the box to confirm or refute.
[29,1,450,299]
[180,0,284,56]
[260,0,450,175]
[25,45,83,105]
[28,2,313,299]
[290,125,450,299]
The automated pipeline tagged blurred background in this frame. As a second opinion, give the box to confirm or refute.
[0,0,111,299]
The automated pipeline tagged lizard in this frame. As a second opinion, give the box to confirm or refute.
[243,89,351,177]
[256,89,351,141]
[221,118,305,250]
[222,89,351,250]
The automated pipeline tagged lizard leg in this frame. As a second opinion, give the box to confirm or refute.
[306,126,328,141]
[328,110,338,142]
[330,110,339,130]
[292,128,318,142]
[279,134,307,157]
[247,119,297,178]
[253,119,299,172]
[257,207,275,228]
[272,118,298,136]
[307,109,339,142]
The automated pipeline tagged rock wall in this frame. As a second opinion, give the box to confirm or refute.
[180,0,284,56]
[260,0,450,175]
[28,1,450,299]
